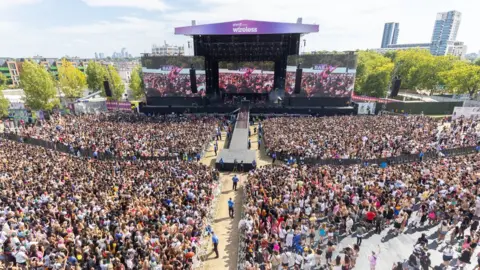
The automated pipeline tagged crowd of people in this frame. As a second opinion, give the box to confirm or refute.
[8,113,223,159]
[0,138,220,269]
[241,153,480,270]
[219,72,274,94]
[284,72,354,98]
[3,109,480,270]
[143,72,206,97]
[262,115,479,160]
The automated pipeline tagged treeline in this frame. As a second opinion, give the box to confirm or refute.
[355,49,480,97]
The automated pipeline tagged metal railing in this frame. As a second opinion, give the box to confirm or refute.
[262,140,477,167]
[236,185,248,270]
[1,132,212,162]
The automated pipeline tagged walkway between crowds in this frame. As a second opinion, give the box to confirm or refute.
[200,129,245,270]
[201,122,270,270]
[203,173,246,270]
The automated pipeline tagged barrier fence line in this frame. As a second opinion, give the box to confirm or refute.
[1,132,214,162]
[194,178,222,270]
[263,140,477,166]
[236,184,248,270]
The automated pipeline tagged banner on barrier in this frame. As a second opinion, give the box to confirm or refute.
[357,102,376,115]
[106,101,132,112]
[452,107,480,120]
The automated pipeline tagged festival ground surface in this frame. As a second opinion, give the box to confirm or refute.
[201,122,478,270]
[200,124,271,270]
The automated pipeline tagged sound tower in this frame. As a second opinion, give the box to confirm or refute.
[103,80,112,97]
[190,66,197,93]
[390,78,401,97]
[294,65,302,94]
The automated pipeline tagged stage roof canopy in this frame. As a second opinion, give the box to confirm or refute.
[175,20,319,36]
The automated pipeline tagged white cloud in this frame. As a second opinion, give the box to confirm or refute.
[1,0,479,58]
[50,16,170,34]
[0,21,18,33]
[43,16,182,58]
[81,0,168,11]
[0,0,41,9]
[164,0,479,53]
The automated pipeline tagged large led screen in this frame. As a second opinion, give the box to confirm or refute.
[285,54,357,97]
[219,62,274,94]
[142,56,205,97]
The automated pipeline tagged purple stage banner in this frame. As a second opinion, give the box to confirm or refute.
[106,101,131,112]
[175,20,319,35]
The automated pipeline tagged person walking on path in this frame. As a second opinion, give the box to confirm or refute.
[356,225,366,246]
[219,158,224,170]
[368,245,381,270]
[228,198,234,218]
[214,144,218,156]
[233,159,238,172]
[232,175,239,191]
[272,152,277,164]
[212,232,219,258]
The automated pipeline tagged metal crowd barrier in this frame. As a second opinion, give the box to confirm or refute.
[195,168,223,270]
[236,184,248,270]
[1,132,208,162]
[263,143,477,167]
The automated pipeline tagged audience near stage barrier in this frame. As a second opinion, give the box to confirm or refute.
[219,73,274,94]
[8,113,222,159]
[143,72,206,97]
[240,153,480,269]
[0,139,219,269]
[4,109,480,269]
[262,115,480,160]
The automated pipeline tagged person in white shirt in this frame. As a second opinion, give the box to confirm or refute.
[346,216,354,235]
[294,252,303,268]
[14,246,29,266]
[303,250,316,270]
[475,196,480,217]
[305,205,312,216]
[281,251,293,269]
[269,251,282,270]
[285,230,294,248]
[279,226,287,242]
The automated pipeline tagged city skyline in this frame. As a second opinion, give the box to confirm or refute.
[381,22,399,48]
[430,10,462,56]
[0,0,478,58]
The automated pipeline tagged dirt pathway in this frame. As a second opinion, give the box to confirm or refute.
[203,173,245,270]
[201,122,270,269]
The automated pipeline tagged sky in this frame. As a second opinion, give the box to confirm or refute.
[0,0,478,58]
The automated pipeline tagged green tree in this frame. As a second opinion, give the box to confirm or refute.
[354,51,394,97]
[20,60,59,110]
[105,65,125,101]
[0,73,7,90]
[129,65,144,100]
[0,91,9,117]
[58,59,87,98]
[85,61,107,92]
[407,54,456,93]
[361,62,394,97]
[474,58,480,66]
[440,62,480,97]
[384,51,397,62]
[394,49,434,89]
